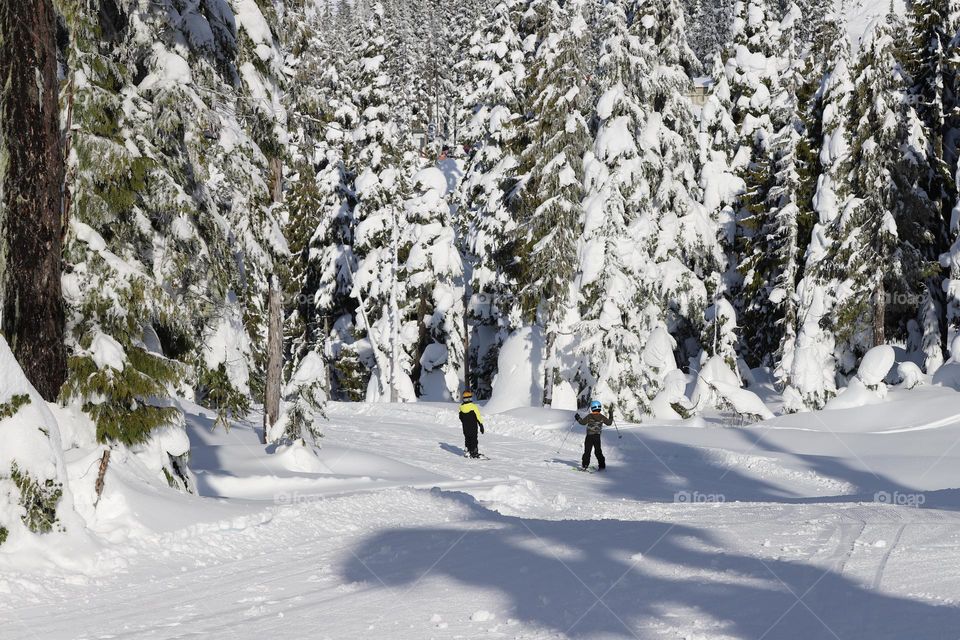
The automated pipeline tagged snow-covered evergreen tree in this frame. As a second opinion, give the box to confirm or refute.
[59,0,287,481]
[634,0,714,373]
[699,53,743,259]
[701,272,740,372]
[282,0,358,402]
[789,7,852,408]
[576,0,655,419]
[832,14,930,370]
[457,0,528,397]
[941,22,960,348]
[909,0,957,222]
[684,0,736,65]
[765,6,806,390]
[404,169,465,398]
[515,0,592,406]
[727,0,787,367]
[349,3,417,401]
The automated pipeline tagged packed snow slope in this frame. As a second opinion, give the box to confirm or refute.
[5,390,960,639]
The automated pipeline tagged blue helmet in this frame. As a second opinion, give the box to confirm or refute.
[590,400,602,412]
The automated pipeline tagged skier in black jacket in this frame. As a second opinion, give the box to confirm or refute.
[575,400,614,470]
[458,390,484,458]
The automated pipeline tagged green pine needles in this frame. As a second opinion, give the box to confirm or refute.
[62,345,182,446]
[196,362,252,431]
[10,463,63,535]
[0,394,30,420]
[0,397,64,544]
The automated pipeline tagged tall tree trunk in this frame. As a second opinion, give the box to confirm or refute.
[270,156,283,205]
[410,291,429,397]
[263,278,283,443]
[873,279,886,347]
[462,304,470,394]
[0,0,67,401]
[542,330,556,407]
[388,210,400,402]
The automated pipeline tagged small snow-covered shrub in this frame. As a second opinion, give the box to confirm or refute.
[692,356,773,422]
[896,362,924,389]
[196,362,251,431]
[0,337,76,546]
[10,463,63,535]
[272,351,328,444]
[0,394,30,419]
[332,341,371,402]
[650,369,694,419]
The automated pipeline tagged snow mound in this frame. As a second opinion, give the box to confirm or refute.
[650,369,694,420]
[471,610,495,622]
[0,337,83,563]
[896,362,924,389]
[711,381,774,421]
[485,326,545,414]
[274,440,330,474]
[692,356,771,420]
[473,480,544,513]
[641,327,677,376]
[824,377,884,410]
[857,345,895,387]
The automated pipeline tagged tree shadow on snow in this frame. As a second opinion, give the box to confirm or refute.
[726,429,960,511]
[338,490,959,639]
[559,427,960,511]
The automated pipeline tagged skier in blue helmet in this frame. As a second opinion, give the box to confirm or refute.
[574,400,614,470]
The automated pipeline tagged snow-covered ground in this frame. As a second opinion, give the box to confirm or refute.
[4,389,960,639]
[845,0,907,49]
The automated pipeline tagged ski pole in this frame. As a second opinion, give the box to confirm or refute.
[556,421,576,453]
[613,418,623,439]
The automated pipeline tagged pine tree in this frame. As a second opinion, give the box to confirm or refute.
[765,8,807,391]
[908,0,960,368]
[789,8,852,407]
[404,170,465,398]
[516,0,592,406]
[727,0,786,367]
[636,0,715,371]
[57,0,287,479]
[697,55,746,377]
[702,288,740,372]
[282,0,358,402]
[909,0,957,223]
[349,3,416,401]
[942,23,960,347]
[457,0,528,397]
[58,3,188,450]
[684,0,736,65]
[699,53,742,265]
[577,0,655,418]
[834,14,924,368]
[919,286,945,372]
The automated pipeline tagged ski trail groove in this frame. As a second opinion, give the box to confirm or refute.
[871,524,906,591]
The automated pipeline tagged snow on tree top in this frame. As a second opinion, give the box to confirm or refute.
[413,167,449,196]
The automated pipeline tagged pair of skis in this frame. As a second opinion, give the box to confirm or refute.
[572,466,603,473]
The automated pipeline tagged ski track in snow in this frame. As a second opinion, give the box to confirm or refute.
[4,400,960,639]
